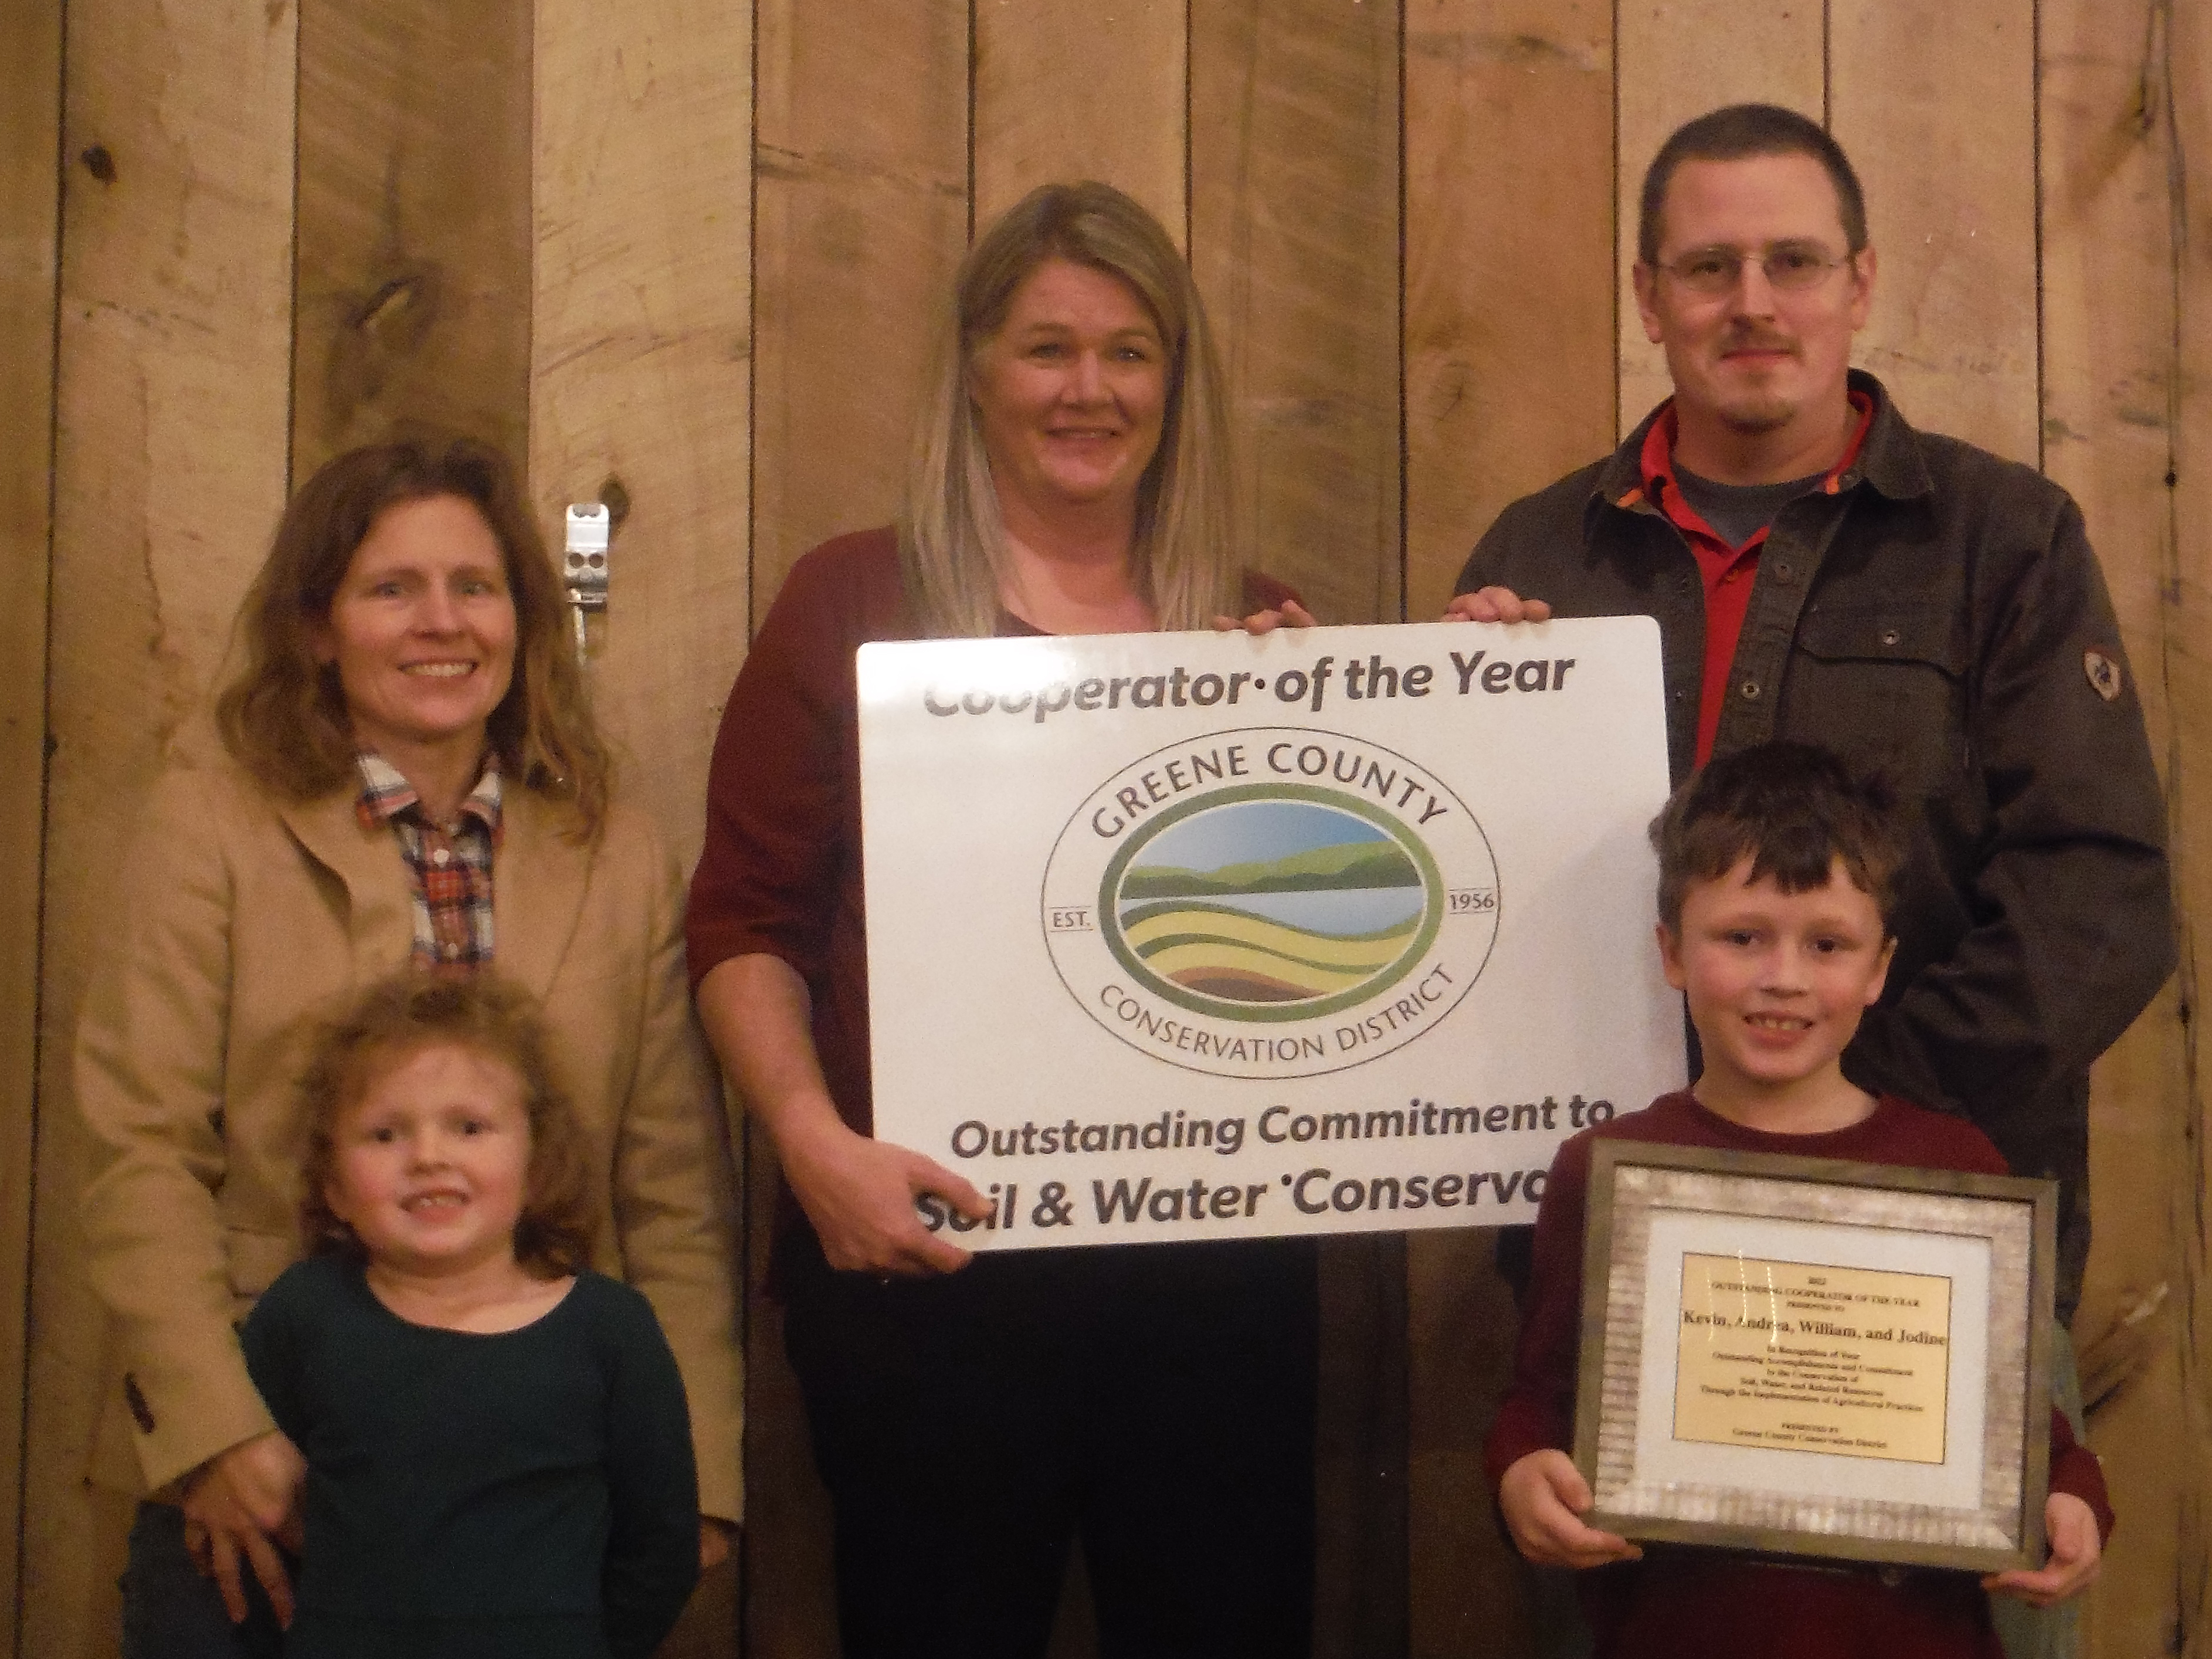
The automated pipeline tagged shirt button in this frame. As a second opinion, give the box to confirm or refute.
[441,943,461,961]
[432,848,451,867]
[1880,628,1902,647]
[1740,679,1762,701]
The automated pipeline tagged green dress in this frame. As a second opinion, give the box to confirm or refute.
[240,1255,698,1658]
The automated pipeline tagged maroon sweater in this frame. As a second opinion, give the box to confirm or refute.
[1487,1090,2113,1659]
[685,530,1294,1237]
[687,531,914,1144]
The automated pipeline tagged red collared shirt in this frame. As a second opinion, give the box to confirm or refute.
[354,751,504,970]
[1630,393,1874,764]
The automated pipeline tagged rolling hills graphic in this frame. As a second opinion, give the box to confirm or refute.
[1112,801,1428,1006]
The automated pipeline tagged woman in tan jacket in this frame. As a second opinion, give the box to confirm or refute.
[76,438,742,1656]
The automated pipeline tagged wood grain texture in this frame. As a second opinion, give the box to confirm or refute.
[745,8,967,1650]
[751,0,968,624]
[1185,22,1406,1644]
[530,9,752,1637]
[2170,7,2212,1647]
[1403,0,1614,622]
[2041,2,2207,1652]
[1613,3,1821,437]
[291,0,532,479]
[973,0,1186,242]
[1407,1231,1532,1659]
[1400,5,1614,1653]
[0,0,62,1648]
[26,1,298,1654]
[530,0,753,880]
[1190,0,1400,626]
[1832,0,2039,463]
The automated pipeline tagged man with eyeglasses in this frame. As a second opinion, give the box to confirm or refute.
[1450,103,2170,1659]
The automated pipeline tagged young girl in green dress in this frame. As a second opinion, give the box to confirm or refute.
[242,973,700,1659]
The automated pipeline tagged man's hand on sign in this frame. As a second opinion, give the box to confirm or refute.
[1443,586,1552,625]
[1498,1449,1643,1570]
[781,1110,991,1277]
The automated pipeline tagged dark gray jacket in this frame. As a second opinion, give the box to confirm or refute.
[1457,371,2174,1315]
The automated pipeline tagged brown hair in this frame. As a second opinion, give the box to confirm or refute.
[216,437,610,840]
[1649,741,1906,935]
[900,180,1237,637]
[297,972,597,1278]
[1638,103,1870,266]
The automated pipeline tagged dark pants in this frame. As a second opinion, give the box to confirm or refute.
[119,1501,287,1659]
[782,1231,1319,1659]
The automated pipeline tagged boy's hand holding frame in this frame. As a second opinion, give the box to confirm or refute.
[1984,1491,2101,1607]
[1499,1447,1641,1569]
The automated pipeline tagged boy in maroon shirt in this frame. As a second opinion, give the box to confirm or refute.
[1488,742,2109,1659]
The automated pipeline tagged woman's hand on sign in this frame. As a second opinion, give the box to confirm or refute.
[1443,586,1552,625]
[1214,598,1316,634]
[695,952,990,1277]
[1984,1492,2102,1607]
[1498,1449,1642,1569]
[781,1110,991,1277]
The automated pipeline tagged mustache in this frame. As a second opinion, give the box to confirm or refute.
[1719,327,1800,356]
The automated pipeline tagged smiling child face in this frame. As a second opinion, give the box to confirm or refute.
[323,1041,533,1280]
[1658,855,1894,1116]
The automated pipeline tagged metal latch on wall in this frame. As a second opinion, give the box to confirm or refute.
[564,503,611,666]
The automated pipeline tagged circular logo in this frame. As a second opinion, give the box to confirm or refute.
[1043,727,1500,1078]
[1101,786,1441,1020]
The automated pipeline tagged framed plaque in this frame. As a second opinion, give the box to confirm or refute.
[1572,1140,2057,1573]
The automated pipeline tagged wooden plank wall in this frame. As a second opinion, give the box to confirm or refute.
[9,2,2209,1657]
[1613,5,1820,442]
[26,2,298,1654]
[2043,2,2212,1653]
[744,8,968,1649]
[293,0,534,480]
[0,0,62,1648]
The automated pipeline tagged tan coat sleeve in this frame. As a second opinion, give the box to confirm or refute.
[77,770,280,1491]
[602,812,746,1522]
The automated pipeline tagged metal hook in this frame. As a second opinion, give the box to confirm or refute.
[564,503,612,669]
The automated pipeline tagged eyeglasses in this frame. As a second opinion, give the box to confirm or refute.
[1654,240,1857,294]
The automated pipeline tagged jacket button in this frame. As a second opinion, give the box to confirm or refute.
[1772,560,1795,582]
[1880,627,1901,647]
[124,1372,156,1435]
[1739,680,1762,700]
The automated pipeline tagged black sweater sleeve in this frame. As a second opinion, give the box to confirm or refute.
[598,1284,702,1658]
[236,1260,309,1446]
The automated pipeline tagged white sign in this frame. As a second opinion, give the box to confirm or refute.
[859,619,1684,1249]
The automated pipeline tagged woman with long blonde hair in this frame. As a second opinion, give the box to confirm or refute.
[690,182,1315,1657]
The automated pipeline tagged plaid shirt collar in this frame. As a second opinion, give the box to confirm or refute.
[352,750,504,844]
